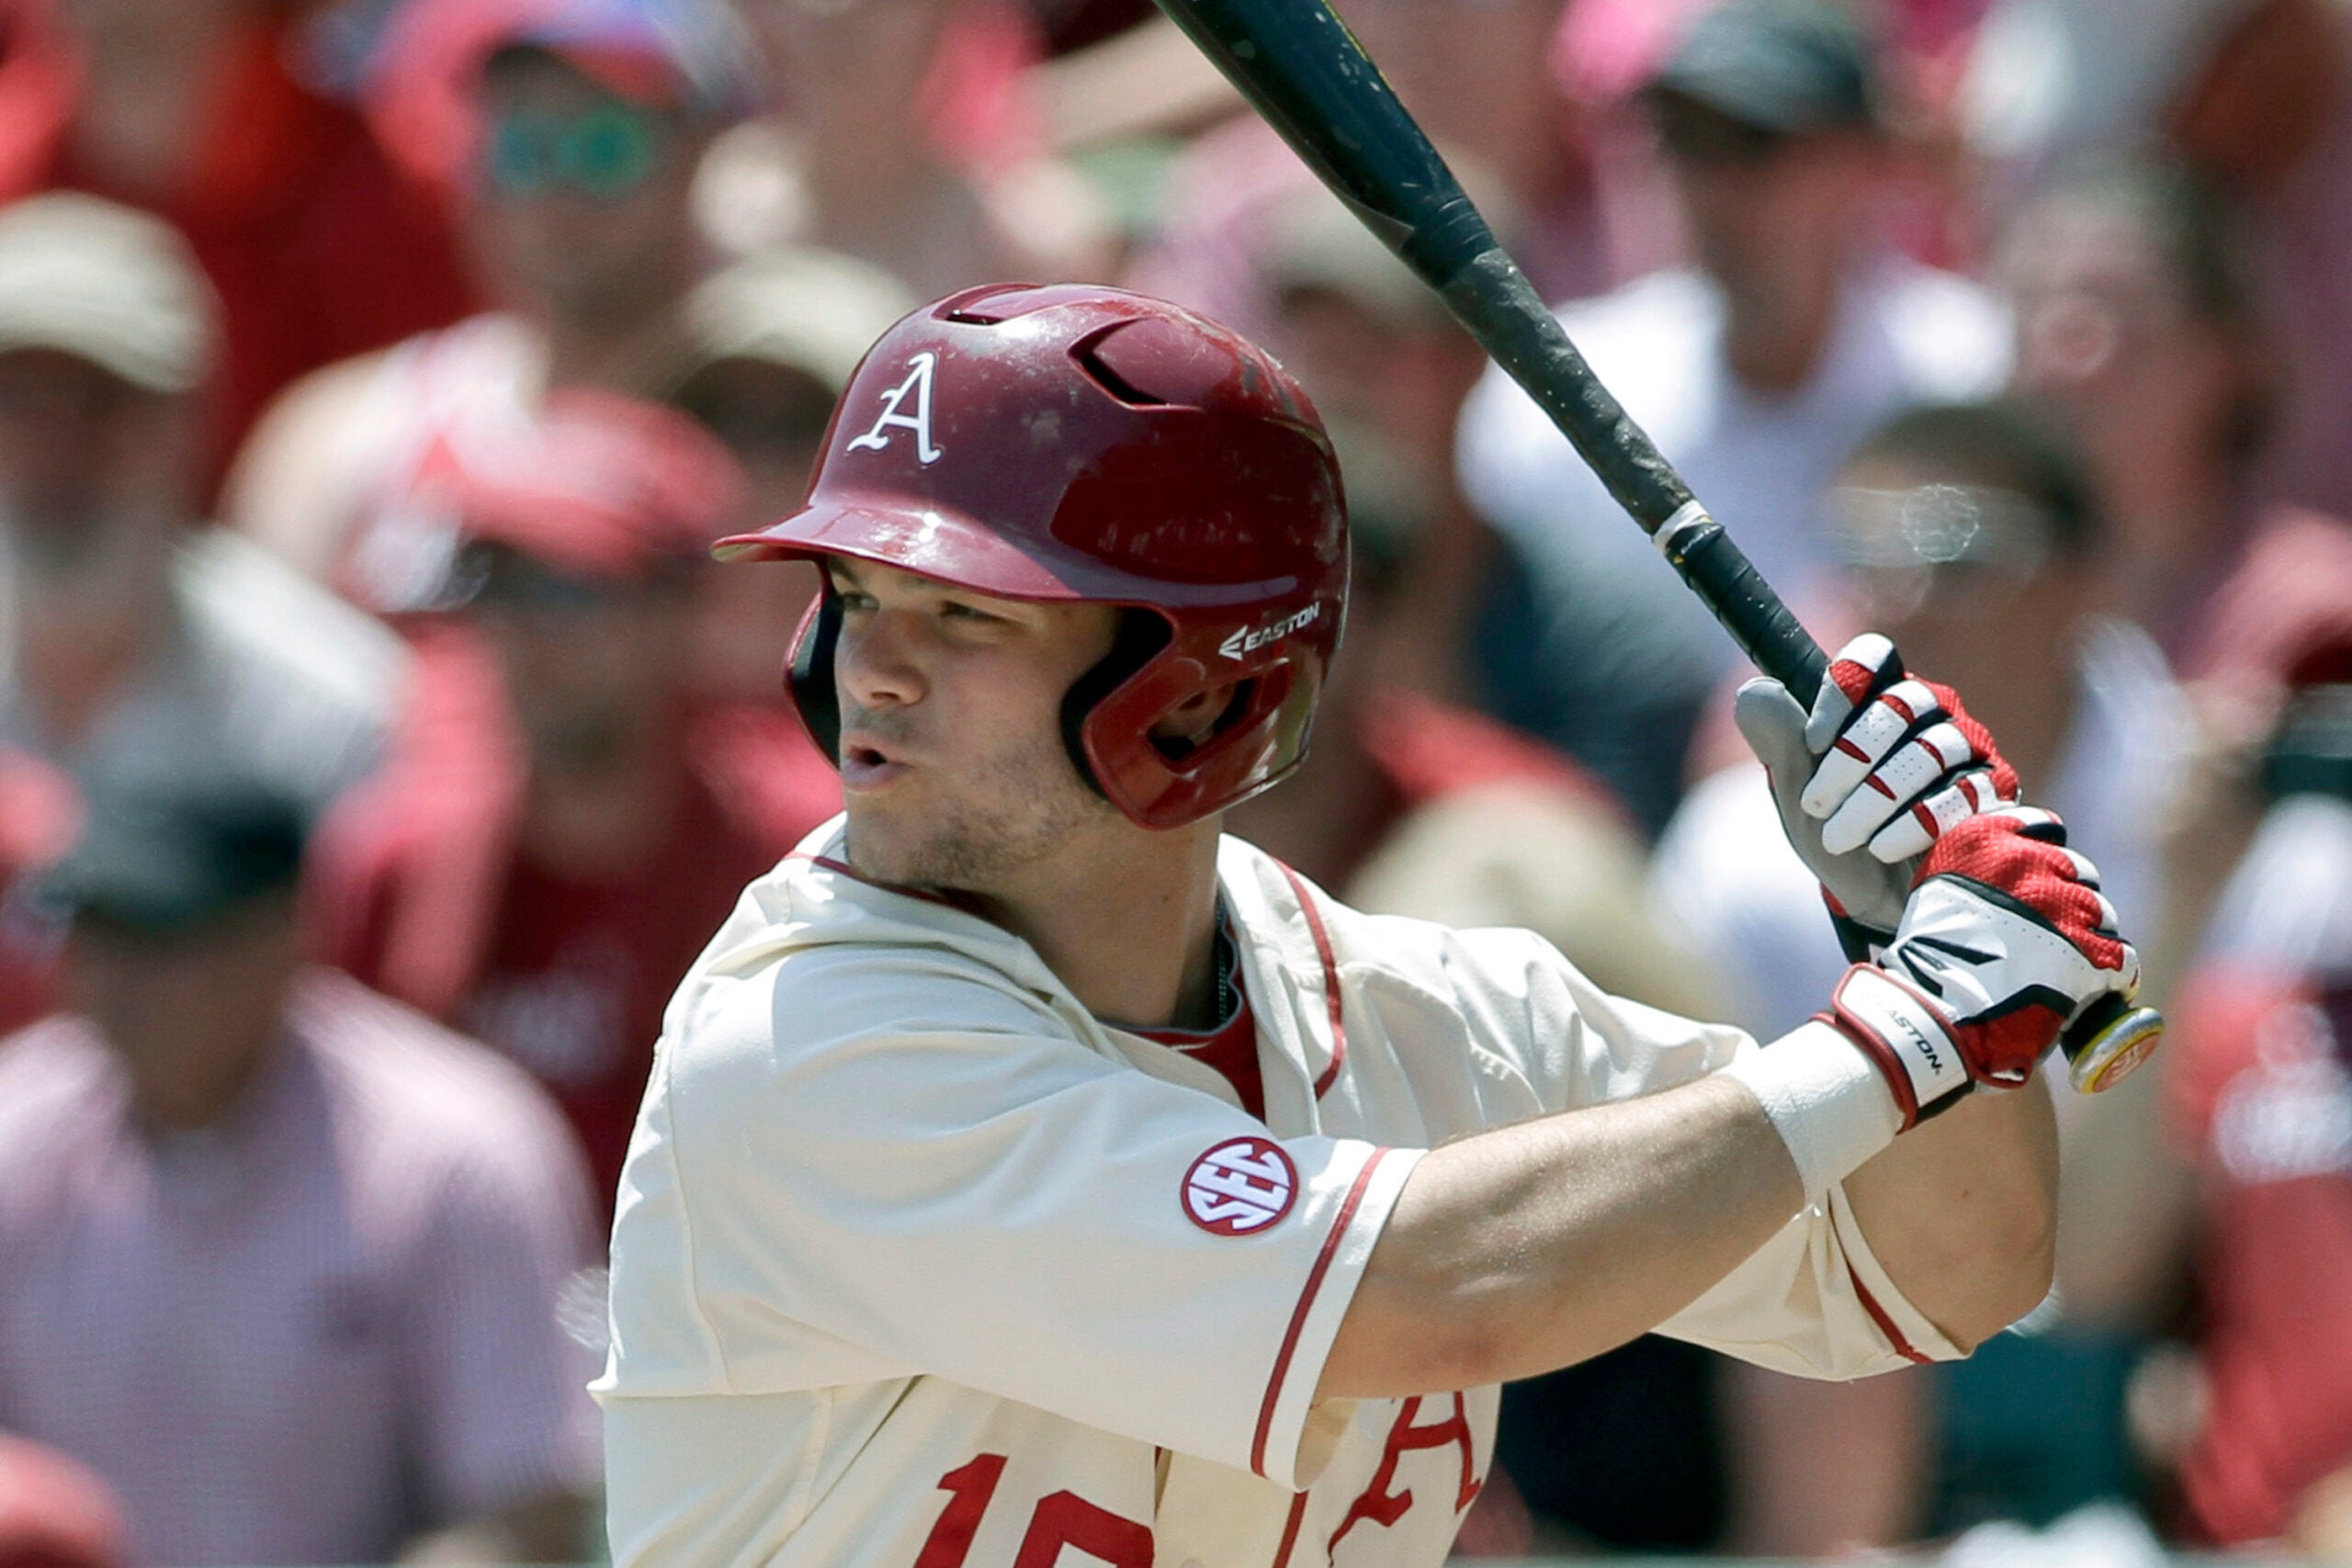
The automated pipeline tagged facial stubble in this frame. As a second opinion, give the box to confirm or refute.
[845,723,1121,894]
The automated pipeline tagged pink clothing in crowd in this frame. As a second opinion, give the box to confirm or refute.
[0,971,600,1567]
[2246,72,2352,524]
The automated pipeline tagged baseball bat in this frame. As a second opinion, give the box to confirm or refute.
[1151,0,2162,1094]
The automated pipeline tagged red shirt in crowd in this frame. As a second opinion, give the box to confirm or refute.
[0,0,476,477]
[313,635,841,1219]
[0,748,74,1035]
[2173,964,2352,1545]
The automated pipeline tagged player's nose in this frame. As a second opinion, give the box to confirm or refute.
[833,609,928,710]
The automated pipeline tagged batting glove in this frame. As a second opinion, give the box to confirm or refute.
[1823,807,2141,1129]
[1735,633,2019,961]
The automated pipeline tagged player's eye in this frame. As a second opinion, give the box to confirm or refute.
[834,589,878,615]
[938,600,1006,625]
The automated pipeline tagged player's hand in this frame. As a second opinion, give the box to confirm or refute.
[1822,807,2141,1128]
[1735,633,2018,959]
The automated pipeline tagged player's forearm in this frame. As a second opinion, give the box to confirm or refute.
[1843,1071,2059,1350]
[1320,1073,1804,1400]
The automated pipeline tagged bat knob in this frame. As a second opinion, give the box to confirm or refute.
[2063,994,2165,1095]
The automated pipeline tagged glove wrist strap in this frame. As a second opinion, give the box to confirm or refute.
[1824,964,1971,1131]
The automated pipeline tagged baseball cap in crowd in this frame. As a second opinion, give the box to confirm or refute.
[366,0,759,191]
[481,0,763,116]
[0,1433,125,1568]
[670,247,920,401]
[1645,0,1880,135]
[0,194,218,396]
[40,774,308,937]
[424,390,749,584]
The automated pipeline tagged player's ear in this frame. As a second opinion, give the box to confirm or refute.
[1150,680,1250,757]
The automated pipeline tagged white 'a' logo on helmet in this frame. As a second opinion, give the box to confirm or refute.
[845,353,943,466]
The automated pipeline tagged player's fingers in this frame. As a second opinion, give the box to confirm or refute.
[1804,633,1902,753]
[1947,706,2021,802]
[1821,716,1977,854]
[1987,804,2068,844]
[2093,888,2124,938]
[1801,678,1945,818]
[1862,767,2005,863]
[2060,847,2102,889]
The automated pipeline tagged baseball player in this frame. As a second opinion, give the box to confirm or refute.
[596,285,2139,1565]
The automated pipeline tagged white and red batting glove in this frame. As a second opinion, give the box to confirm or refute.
[1735,633,2019,959]
[1825,807,2141,1128]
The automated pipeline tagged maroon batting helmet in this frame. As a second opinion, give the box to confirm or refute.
[715,282,1349,829]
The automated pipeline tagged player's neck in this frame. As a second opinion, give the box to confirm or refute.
[973,820,1227,1033]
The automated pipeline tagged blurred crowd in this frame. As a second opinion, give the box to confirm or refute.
[4,0,2352,1562]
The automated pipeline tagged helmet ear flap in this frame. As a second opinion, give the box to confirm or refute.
[1058,609,1174,797]
[786,587,844,761]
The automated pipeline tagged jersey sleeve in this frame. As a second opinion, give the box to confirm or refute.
[1653,1137,1965,1377]
[1434,926,1965,1375]
[613,945,1421,1491]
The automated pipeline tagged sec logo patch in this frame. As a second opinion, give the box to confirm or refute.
[1182,1137,1297,1235]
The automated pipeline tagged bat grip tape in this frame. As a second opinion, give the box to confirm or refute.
[1654,508,1830,708]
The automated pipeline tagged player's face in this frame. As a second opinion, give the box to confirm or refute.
[824,557,1123,892]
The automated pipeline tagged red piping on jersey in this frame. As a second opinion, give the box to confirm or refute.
[1275,863,1348,1097]
[1272,1490,1309,1566]
[790,851,963,908]
[1252,1145,1393,1479]
[1831,1206,1932,1366]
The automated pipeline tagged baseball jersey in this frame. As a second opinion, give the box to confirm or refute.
[597,823,1962,1566]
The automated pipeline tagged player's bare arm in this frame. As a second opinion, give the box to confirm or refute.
[1323,1072,1806,1399]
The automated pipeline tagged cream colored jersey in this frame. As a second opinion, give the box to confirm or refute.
[596,823,1961,1567]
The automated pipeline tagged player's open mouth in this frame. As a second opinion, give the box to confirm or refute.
[841,743,911,792]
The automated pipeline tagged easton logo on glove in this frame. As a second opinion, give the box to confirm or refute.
[1821,807,2141,1127]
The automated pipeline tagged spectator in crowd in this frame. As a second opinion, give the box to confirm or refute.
[2001,158,2282,651]
[1650,399,2188,1551]
[2168,626,2352,1561]
[658,244,914,705]
[0,768,601,1566]
[1966,0,2352,523]
[1997,156,2352,1029]
[1455,0,2007,829]
[311,392,839,1216]
[1239,182,1497,705]
[1129,0,1626,348]
[703,0,1107,299]
[226,0,752,616]
[0,0,473,479]
[0,192,403,815]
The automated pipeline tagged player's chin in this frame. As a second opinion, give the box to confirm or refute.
[839,807,944,889]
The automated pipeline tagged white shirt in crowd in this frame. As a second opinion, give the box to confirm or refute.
[599,824,1964,1567]
[2202,793,2352,977]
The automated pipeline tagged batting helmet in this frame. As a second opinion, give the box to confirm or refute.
[715,282,1349,829]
